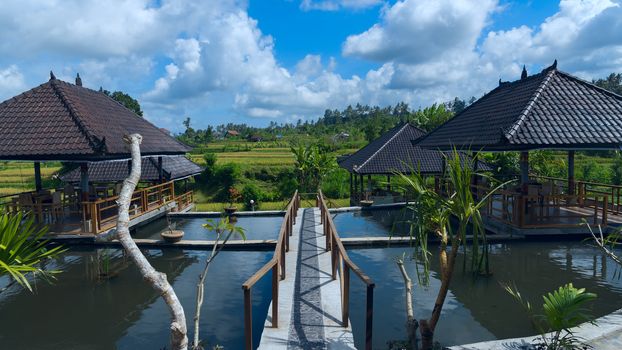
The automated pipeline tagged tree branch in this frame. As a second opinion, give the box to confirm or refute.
[116,134,188,350]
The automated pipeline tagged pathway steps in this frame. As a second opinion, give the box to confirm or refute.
[258,208,355,349]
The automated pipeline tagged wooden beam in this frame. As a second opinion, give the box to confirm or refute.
[80,163,89,201]
[568,150,575,195]
[520,151,529,191]
[34,162,42,191]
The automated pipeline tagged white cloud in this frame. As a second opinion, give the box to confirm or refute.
[0,65,26,100]
[0,0,621,132]
[300,0,383,11]
[343,0,498,63]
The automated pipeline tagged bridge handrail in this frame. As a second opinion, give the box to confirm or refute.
[241,190,300,350]
[318,190,375,350]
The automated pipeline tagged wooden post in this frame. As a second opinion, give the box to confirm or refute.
[80,163,89,201]
[365,284,374,350]
[386,175,391,192]
[520,151,529,192]
[360,174,364,200]
[34,162,42,191]
[343,264,350,327]
[349,173,354,204]
[353,175,358,204]
[244,288,252,350]
[603,196,608,226]
[568,151,575,195]
[158,156,164,183]
[272,263,279,327]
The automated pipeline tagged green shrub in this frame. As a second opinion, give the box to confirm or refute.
[242,183,265,209]
[202,152,217,179]
[276,169,298,199]
[321,169,350,198]
[214,163,241,188]
[611,156,622,185]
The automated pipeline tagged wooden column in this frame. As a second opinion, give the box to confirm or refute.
[34,162,42,191]
[349,173,354,203]
[80,163,89,201]
[367,175,372,192]
[360,174,364,200]
[386,175,391,192]
[157,156,164,183]
[354,174,358,203]
[568,150,575,195]
[520,151,529,191]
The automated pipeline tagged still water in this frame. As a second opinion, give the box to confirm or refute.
[134,215,284,240]
[333,209,412,238]
[347,242,622,349]
[0,248,273,349]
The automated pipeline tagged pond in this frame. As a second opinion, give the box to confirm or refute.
[133,215,284,241]
[347,242,622,349]
[0,248,274,350]
[333,208,413,238]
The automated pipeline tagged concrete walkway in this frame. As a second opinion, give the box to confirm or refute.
[259,208,355,350]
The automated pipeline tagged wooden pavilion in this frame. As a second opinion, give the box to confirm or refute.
[416,61,622,234]
[0,72,194,235]
[339,123,489,205]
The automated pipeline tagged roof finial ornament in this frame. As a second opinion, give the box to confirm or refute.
[75,73,82,86]
[552,59,557,69]
[521,65,528,80]
[49,71,56,81]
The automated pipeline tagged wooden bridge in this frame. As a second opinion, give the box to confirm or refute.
[242,191,375,350]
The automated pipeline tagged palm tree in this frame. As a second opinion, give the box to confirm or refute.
[0,211,65,292]
[395,150,505,349]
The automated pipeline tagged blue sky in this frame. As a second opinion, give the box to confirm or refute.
[0,0,620,132]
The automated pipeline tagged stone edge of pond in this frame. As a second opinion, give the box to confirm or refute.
[168,210,286,217]
[45,235,277,251]
[448,307,622,350]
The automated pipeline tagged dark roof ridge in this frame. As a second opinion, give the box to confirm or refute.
[355,123,410,173]
[555,69,622,101]
[49,79,105,154]
[503,68,557,141]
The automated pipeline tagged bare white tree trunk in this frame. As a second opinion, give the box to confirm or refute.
[397,258,418,349]
[111,134,188,350]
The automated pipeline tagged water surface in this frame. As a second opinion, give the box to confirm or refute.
[134,215,284,241]
[0,248,273,349]
[347,242,622,349]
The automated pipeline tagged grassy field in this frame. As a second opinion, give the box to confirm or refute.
[194,198,349,212]
[0,162,61,196]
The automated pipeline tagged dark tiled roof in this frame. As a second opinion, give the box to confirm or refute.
[60,156,202,183]
[338,123,489,174]
[0,77,191,160]
[416,62,622,151]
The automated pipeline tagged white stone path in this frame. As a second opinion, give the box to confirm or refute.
[258,208,356,350]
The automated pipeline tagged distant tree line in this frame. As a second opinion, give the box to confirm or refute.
[176,96,477,146]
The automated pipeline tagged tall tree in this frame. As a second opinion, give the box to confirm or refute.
[593,73,622,95]
[103,90,144,117]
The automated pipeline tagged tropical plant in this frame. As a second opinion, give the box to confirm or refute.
[227,187,241,208]
[291,143,336,192]
[0,211,65,292]
[192,217,246,350]
[504,283,597,349]
[394,150,507,349]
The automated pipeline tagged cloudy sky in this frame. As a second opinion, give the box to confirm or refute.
[0,0,621,132]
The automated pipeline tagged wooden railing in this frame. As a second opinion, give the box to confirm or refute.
[318,190,375,350]
[172,191,194,212]
[531,175,622,215]
[476,183,608,228]
[242,190,300,350]
[82,181,187,234]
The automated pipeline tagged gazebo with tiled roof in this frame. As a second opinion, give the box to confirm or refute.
[415,61,622,231]
[416,60,622,192]
[0,72,190,194]
[339,123,489,204]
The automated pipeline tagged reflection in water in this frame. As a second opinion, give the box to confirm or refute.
[134,216,284,241]
[333,209,412,238]
[0,248,273,350]
[347,243,622,349]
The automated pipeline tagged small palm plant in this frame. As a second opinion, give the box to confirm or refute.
[394,149,508,349]
[191,216,246,350]
[504,283,597,349]
[0,211,66,292]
